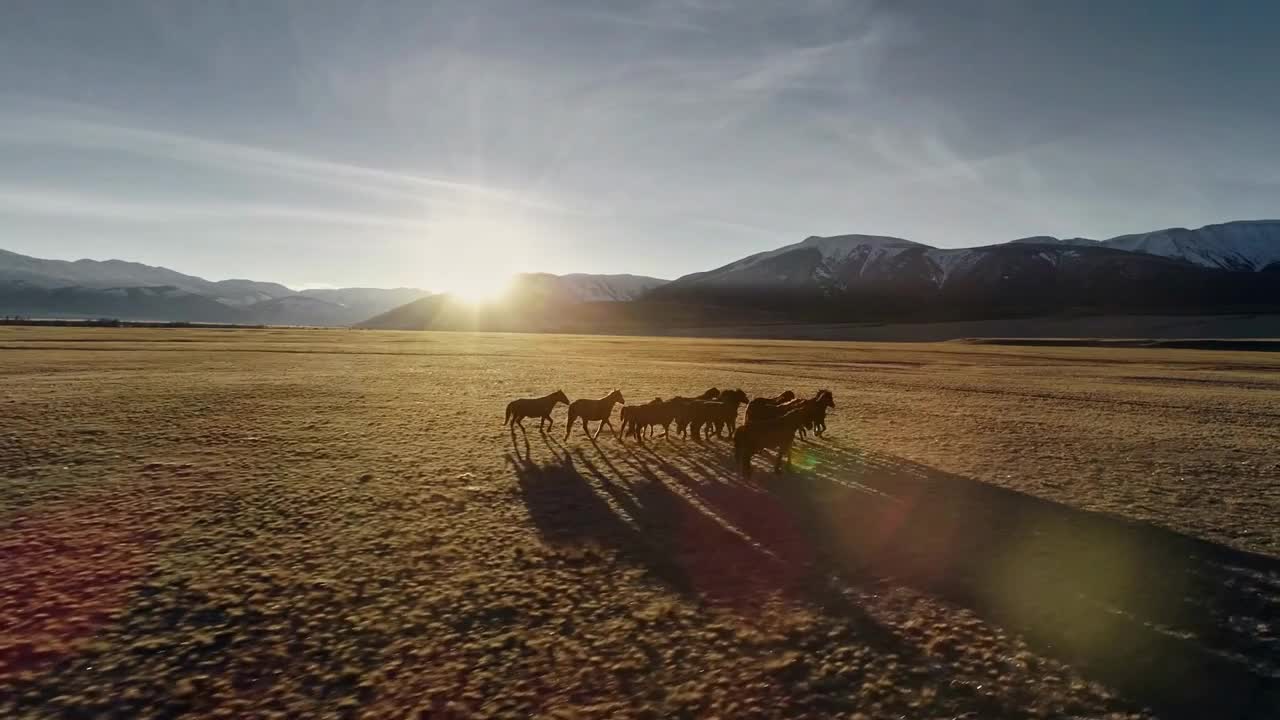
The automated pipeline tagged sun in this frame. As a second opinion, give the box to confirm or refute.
[422,215,536,305]
[441,271,513,305]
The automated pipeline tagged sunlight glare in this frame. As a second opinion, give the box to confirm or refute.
[445,271,513,304]
[426,216,534,305]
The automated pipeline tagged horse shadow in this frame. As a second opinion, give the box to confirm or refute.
[691,440,1280,720]
[515,433,1280,720]
[510,436,915,661]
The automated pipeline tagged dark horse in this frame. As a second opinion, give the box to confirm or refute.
[733,405,811,479]
[504,390,570,432]
[565,390,625,440]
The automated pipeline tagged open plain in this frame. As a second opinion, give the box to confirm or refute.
[2,327,1279,719]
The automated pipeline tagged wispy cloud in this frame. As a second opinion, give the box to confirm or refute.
[0,185,432,230]
[0,103,567,214]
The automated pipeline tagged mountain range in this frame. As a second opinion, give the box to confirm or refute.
[0,248,667,325]
[4,220,1278,330]
[644,220,1280,323]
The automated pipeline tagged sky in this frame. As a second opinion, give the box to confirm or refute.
[1,0,1277,291]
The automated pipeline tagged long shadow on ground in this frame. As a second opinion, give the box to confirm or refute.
[513,434,1280,720]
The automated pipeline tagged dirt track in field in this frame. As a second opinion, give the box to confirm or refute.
[2,328,1279,719]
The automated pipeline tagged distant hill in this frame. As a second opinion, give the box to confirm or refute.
[0,284,255,323]
[0,248,430,325]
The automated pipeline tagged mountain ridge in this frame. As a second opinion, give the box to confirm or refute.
[0,248,667,325]
[4,219,1278,328]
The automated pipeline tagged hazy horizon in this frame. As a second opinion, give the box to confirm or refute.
[3,1,1278,290]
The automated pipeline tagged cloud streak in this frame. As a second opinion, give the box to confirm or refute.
[0,104,568,214]
[0,185,433,231]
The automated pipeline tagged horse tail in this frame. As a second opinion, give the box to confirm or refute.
[504,402,514,426]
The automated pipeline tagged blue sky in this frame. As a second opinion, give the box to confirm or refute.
[1,1,1277,290]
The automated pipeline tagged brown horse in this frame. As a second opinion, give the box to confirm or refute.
[795,389,835,440]
[621,397,668,443]
[504,390,569,432]
[681,388,749,441]
[565,390,625,440]
[733,405,811,479]
[744,390,798,425]
[802,389,835,438]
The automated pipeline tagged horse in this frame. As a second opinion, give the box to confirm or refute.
[804,389,835,437]
[565,390,626,440]
[795,390,835,440]
[733,405,812,479]
[621,397,668,443]
[682,388,749,441]
[504,390,569,432]
[744,390,798,425]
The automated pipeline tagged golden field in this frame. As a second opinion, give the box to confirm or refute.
[1,327,1278,719]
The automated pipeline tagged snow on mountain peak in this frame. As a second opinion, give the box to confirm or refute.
[1102,220,1280,271]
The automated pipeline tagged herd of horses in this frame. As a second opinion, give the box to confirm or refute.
[504,387,836,478]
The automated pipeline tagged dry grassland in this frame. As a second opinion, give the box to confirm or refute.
[2,327,1278,719]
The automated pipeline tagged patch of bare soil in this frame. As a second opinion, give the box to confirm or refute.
[1,328,1278,719]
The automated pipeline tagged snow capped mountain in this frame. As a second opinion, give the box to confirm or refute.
[1001,221,1280,271]
[923,248,985,287]
[665,220,1280,298]
[1099,220,1280,271]
[674,234,927,290]
[654,220,1280,320]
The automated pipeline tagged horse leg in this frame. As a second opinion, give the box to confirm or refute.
[583,417,592,439]
[565,413,576,440]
